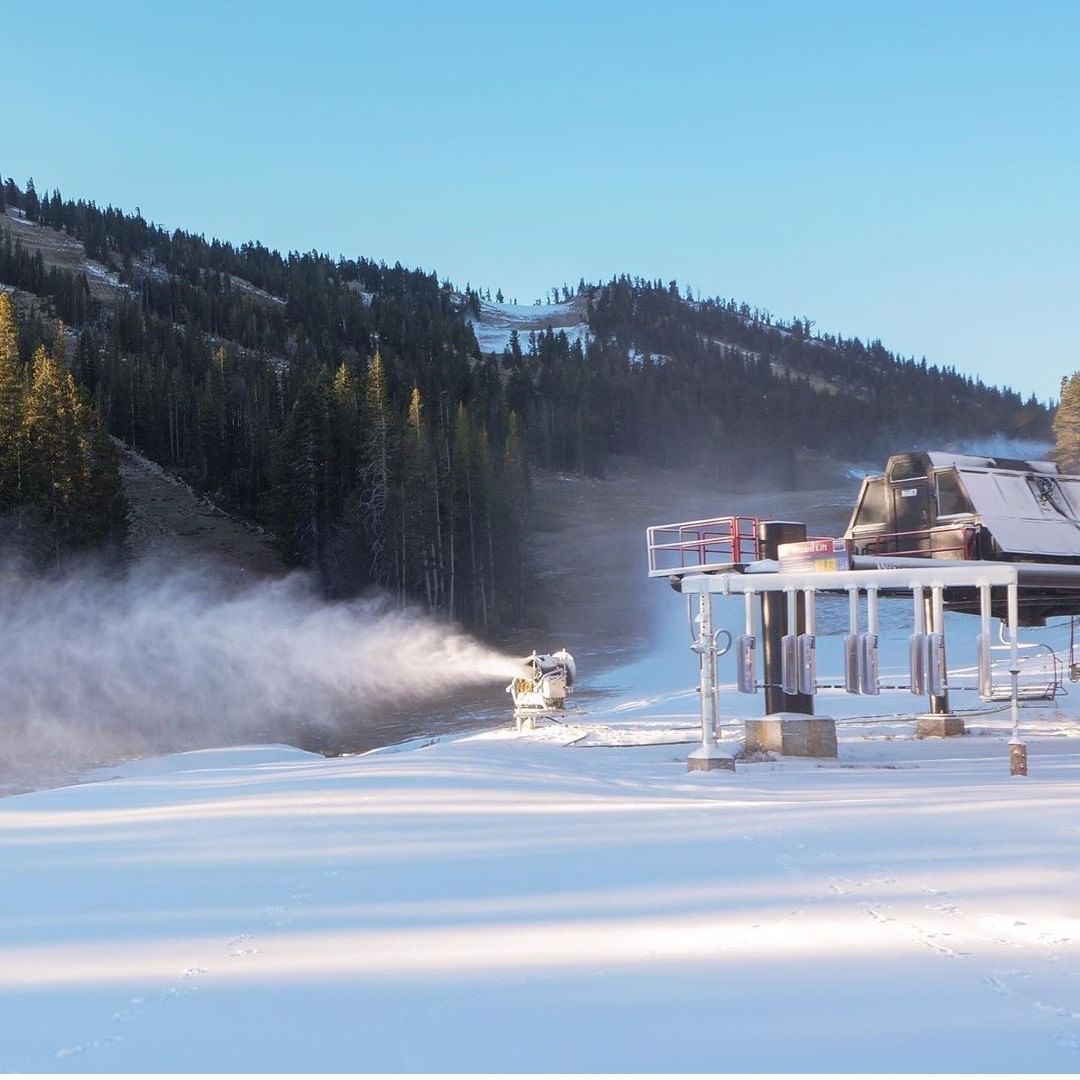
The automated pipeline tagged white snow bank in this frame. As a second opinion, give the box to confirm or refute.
[3,705,1080,1071]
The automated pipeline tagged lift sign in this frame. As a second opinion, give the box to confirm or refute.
[777,537,852,573]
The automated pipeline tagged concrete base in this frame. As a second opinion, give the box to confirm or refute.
[916,714,966,738]
[687,745,736,772]
[744,712,838,758]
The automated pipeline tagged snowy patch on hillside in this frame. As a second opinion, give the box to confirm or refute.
[132,257,174,284]
[704,336,761,361]
[83,261,121,288]
[466,297,590,355]
[628,348,671,366]
[344,281,376,306]
[226,275,286,306]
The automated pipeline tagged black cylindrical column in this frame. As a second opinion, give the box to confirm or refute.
[758,520,814,715]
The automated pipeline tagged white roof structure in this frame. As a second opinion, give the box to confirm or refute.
[956,466,1080,558]
[922,451,1057,474]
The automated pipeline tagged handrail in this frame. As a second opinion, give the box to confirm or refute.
[646,515,761,576]
[852,523,979,560]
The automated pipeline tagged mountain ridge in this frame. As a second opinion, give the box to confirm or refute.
[0,175,1053,623]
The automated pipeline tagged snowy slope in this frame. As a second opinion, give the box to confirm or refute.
[5,469,1080,1071]
[466,297,590,354]
[3,680,1080,1070]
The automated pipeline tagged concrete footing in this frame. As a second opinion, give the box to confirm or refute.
[744,712,838,758]
[687,745,736,772]
[916,714,966,738]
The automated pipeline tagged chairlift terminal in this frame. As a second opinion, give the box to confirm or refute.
[646,451,1080,777]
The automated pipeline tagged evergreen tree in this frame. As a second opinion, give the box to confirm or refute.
[0,292,25,508]
[272,368,330,567]
[1053,373,1080,472]
[359,350,395,584]
[23,178,39,221]
[402,386,437,607]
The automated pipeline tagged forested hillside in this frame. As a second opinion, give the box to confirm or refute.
[0,175,1051,627]
[0,294,125,564]
[488,278,1049,485]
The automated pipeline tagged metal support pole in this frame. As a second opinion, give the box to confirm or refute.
[863,586,880,695]
[929,585,950,715]
[1008,581,1027,776]
[844,587,861,694]
[910,585,926,696]
[758,520,812,715]
[699,592,717,749]
[977,583,993,700]
[687,592,733,772]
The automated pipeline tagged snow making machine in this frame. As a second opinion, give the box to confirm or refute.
[507,649,576,728]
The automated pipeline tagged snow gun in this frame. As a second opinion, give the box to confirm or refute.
[507,648,576,715]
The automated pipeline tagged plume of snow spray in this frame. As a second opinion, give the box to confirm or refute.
[0,564,526,781]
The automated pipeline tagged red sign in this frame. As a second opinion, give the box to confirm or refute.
[777,538,852,573]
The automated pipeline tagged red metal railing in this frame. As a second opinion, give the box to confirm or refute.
[646,516,762,576]
[852,524,979,560]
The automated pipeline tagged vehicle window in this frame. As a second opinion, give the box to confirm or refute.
[936,470,973,516]
[888,456,928,481]
[854,479,889,526]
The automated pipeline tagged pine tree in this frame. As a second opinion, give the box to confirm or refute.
[500,411,529,623]
[23,343,82,559]
[329,359,360,505]
[0,292,25,508]
[402,386,436,607]
[1053,373,1080,473]
[272,368,330,567]
[359,350,395,584]
[23,178,39,221]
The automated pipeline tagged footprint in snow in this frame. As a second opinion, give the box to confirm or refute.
[263,904,293,928]
[56,1035,123,1059]
[913,928,967,959]
[981,971,1029,997]
[227,934,261,959]
[865,907,894,924]
[1034,999,1080,1022]
[928,901,962,916]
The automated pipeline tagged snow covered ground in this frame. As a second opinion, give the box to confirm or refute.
[466,297,590,354]
[4,582,1080,1071]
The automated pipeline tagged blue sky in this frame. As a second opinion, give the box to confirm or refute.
[6,1,1077,401]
